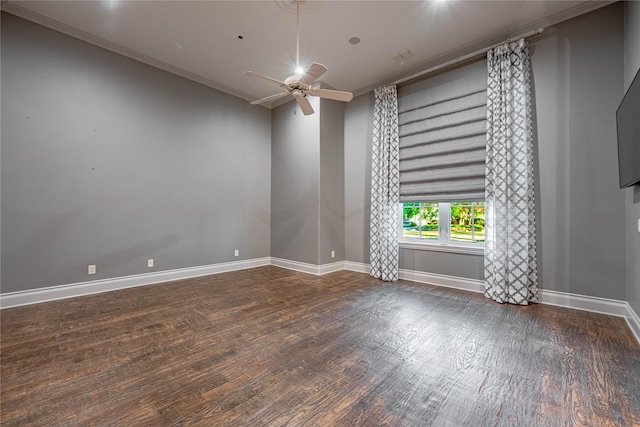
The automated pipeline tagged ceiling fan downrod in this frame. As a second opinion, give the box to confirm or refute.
[296,0,301,74]
[242,0,353,115]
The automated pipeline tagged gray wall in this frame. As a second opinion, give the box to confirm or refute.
[270,99,320,264]
[1,13,272,293]
[271,96,345,266]
[319,99,345,265]
[1,3,631,304]
[344,92,374,265]
[344,3,627,299]
[533,3,625,300]
[624,1,640,315]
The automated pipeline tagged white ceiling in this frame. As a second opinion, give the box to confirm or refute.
[3,0,612,107]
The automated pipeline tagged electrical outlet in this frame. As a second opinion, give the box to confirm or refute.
[148,259,154,268]
[88,265,96,275]
[234,249,239,257]
[331,250,335,258]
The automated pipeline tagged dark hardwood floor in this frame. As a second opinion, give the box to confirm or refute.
[1,266,639,426]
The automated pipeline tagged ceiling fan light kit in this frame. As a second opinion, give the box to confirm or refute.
[243,0,353,115]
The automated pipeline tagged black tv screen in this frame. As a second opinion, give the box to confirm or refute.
[617,68,640,188]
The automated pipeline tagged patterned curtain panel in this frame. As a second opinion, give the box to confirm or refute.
[484,39,538,305]
[370,85,400,282]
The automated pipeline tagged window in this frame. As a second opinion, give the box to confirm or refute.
[397,61,488,255]
[401,201,485,245]
[449,202,485,243]
[402,202,439,240]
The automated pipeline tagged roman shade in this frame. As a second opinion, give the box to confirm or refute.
[398,60,487,202]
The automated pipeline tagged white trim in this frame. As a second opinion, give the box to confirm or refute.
[538,289,628,317]
[398,202,485,256]
[270,257,319,275]
[625,303,640,345]
[0,1,255,103]
[317,261,346,275]
[2,258,638,346]
[2,0,614,107]
[0,257,270,309]
[399,269,485,293]
[343,262,486,295]
[1,257,340,309]
[399,271,632,324]
[399,240,484,256]
[340,261,638,345]
[353,1,615,98]
[270,257,345,276]
[343,261,370,274]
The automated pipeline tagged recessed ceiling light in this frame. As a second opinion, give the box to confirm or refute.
[106,0,120,10]
[349,37,360,45]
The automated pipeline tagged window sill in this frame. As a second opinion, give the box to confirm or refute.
[399,240,485,256]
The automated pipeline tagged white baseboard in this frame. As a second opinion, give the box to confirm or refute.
[343,261,370,274]
[538,289,627,317]
[318,261,346,275]
[399,268,485,293]
[3,258,639,345]
[344,261,485,293]
[270,257,345,276]
[625,303,640,345]
[343,261,638,344]
[2,257,340,309]
[0,257,271,309]
[344,261,487,293]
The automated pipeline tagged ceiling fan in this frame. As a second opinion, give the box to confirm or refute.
[243,0,353,115]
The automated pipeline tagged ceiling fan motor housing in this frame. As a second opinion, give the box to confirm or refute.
[284,75,303,85]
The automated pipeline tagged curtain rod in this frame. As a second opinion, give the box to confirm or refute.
[392,27,545,86]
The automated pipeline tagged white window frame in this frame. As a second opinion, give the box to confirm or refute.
[398,202,485,256]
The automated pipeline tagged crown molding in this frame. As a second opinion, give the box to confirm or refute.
[353,0,616,97]
[1,1,259,104]
[1,0,616,107]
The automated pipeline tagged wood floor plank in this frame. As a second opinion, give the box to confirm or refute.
[1,266,639,426]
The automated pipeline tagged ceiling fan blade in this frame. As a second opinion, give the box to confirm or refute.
[308,88,354,102]
[250,92,291,105]
[295,96,315,115]
[243,70,286,87]
[299,62,328,86]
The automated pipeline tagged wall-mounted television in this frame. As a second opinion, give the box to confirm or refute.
[616,68,640,188]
